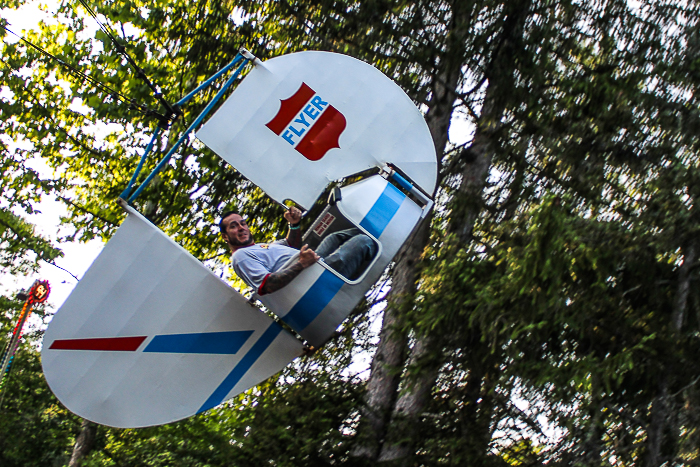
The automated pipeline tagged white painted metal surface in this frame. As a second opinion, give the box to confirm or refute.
[42,205,303,428]
[42,51,438,428]
[260,175,423,347]
[197,51,437,209]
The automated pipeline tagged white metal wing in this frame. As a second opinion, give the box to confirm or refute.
[42,204,303,428]
[197,51,437,209]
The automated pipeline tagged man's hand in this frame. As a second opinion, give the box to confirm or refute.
[285,206,303,249]
[284,206,302,225]
[261,245,318,295]
[298,244,320,268]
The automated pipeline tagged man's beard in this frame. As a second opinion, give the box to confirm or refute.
[228,233,254,247]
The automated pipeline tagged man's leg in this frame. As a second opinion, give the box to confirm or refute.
[322,233,377,279]
[315,228,360,258]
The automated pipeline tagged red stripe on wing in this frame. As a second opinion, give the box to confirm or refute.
[49,336,147,351]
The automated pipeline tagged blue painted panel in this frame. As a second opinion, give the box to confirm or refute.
[144,331,254,354]
[390,171,413,192]
[359,183,406,238]
[282,182,407,334]
[198,323,283,412]
[283,270,345,331]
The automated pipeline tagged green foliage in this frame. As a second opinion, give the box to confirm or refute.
[0,292,82,467]
[0,208,61,275]
[0,344,80,467]
[399,0,700,463]
[2,0,700,465]
[415,186,699,461]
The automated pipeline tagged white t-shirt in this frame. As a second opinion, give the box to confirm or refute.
[231,240,298,293]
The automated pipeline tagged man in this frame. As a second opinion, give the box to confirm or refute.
[220,207,376,295]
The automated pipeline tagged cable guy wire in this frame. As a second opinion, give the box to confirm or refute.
[0,23,169,123]
[75,0,179,122]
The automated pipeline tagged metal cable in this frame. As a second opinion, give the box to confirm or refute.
[0,23,169,122]
[75,0,179,121]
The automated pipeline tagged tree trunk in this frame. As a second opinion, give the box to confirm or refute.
[349,0,467,455]
[68,419,97,467]
[671,242,695,335]
[348,302,406,460]
[350,218,432,461]
[450,0,532,245]
[645,241,696,467]
[377,335,439,463]
[377,1,533,463]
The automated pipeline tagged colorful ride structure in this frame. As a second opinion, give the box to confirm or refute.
[41,50,437,428]
[1,280,50,407]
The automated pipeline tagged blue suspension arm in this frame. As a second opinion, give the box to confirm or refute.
[119,126,162,200]
[175,53,245,107]
[120,50,252,204]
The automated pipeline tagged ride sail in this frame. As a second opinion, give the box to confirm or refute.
[41,49,437,428]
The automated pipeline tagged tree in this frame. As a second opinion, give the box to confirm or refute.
[0,294,82,467]
[3,4,378,464]
[384,0,700,464]
[2,0,700,465]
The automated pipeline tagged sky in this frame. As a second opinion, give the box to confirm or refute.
[1,0,474,320]
[1,0,567,444]
[2,2,104,317]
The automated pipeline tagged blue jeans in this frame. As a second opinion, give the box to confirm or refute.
[315,228,377,280]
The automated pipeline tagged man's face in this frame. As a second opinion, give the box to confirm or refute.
[221,213,254,248]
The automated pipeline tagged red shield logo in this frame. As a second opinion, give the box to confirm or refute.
[266,83,346,161]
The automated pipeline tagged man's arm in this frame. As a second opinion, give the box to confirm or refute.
[260,245,318,295]
[284,206,303,249]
